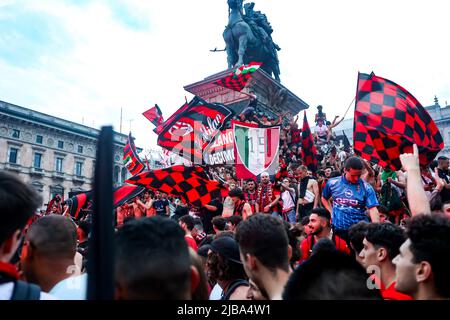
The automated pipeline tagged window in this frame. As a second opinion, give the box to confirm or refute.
[75,162,83,176]
[34,153,42,168]
[58,140,64,149]
[50,186,64,200]
[12,129,20,138]
[78,145,83,154]
[114,166,120,183]
[36,135,43,144]
[55,157,63,172]
[8,148,18,163]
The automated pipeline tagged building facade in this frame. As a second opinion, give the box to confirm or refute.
[0,100,135,208]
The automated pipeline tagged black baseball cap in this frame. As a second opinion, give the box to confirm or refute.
[205,236,242,265]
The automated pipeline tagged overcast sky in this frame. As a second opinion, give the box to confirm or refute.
[0,0,449,151]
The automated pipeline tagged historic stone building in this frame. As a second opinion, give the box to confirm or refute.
[0,100,135,208]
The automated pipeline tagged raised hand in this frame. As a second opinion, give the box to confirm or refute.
[400,144,420,172]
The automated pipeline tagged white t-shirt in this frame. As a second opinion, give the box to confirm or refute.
[209,283,223,300]
[281,190,295,211]
[49,273,87,300]
[315,124,328,137]
[0,282,56,300]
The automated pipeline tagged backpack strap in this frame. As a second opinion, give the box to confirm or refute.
[11,280,41,300]
[221,279,249,300]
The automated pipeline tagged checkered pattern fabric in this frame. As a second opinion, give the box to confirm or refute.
[301,111,318,173]
[157,96,233,164]
[213,62,262,93]
[354,73,443,170]
[123,132,145,176]
[125,165,228,208]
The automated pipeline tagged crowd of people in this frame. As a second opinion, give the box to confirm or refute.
[1,105,450,301]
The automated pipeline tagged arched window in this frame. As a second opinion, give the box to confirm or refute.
[121,167,127,183]
[114,165,120,184]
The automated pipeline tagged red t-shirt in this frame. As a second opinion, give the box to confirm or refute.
[185,235,198,252]
[381,281,413,300]
[299,234,350,263]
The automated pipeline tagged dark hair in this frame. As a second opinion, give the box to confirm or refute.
[283,250,382,300]
[235,214,290,272]
[301,216,310,226]
[27,215,77,259]
[365,223,406,261]
[179,214,195,231]
[207,250,247,283]
[227,215,243,227]
[344,157,364,170]
[212,216,228,231]
[115,217,191,299]
[188,248,209,300]
[406,214,450,298]
[310,208,331,221]
[377,205,388,215]
[348,221,369,254]
[228,188,244,200]
[311,238,338,256]
[282,220,301,268]
[0,171,42,245]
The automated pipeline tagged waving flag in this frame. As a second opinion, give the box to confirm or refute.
[301,111,318,173]
[354,72,443,170]
[113,185,146,207]
[123,132,145,176]
[214,62,262,92]
[126,165,228,207]
[64,185,145,220]
[157,96,234,165]
[143,104,164,133]
[233,120,280,179]
[65,192,91,220]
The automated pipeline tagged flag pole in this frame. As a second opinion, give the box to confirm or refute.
[87,126,115,300]
[341,96,356,120]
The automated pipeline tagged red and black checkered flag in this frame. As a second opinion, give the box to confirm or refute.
[301,111,318,173]
[125,165,228,207]
[213,62,262,92]
[354,72,443,170]
[157,96,233,165]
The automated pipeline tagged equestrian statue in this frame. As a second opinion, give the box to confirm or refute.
[223,0,281,82]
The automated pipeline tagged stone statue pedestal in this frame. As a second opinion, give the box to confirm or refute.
[184,68,309,118]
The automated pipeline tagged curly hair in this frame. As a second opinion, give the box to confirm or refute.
[206,251,247,283]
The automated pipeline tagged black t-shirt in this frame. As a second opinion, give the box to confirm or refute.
[438,169,450,202]
[153,199,170,216]
[172,205,189,221]
[201,199,223,234]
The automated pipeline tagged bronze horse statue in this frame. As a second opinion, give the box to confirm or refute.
[223,0,281,81]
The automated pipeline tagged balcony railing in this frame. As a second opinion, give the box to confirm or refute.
[29,167,44,176]
[52,171,65,180]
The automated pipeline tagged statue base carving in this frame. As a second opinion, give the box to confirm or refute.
[184,68,309,119]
